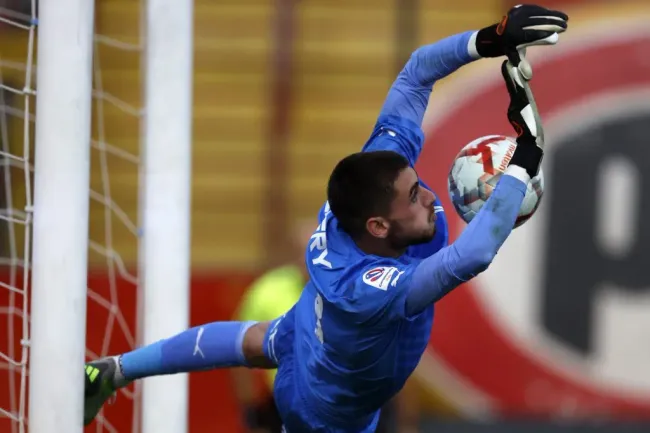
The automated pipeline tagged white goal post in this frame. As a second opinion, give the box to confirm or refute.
[25,0,194,432]
[140,1,194,433]
[28,1,95,433]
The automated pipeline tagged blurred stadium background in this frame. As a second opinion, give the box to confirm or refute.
[1,0,650,432]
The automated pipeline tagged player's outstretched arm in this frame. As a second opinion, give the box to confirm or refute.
[376,31,479,128]
[378,4,567,127]
[359,32,478,166]
[363,4,567,165]
[402,57,547,316]
[403,166,529,315]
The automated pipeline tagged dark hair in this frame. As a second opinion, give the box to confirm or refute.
[327,151,409,238]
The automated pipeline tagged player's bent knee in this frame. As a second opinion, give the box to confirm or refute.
[243,321,274,368]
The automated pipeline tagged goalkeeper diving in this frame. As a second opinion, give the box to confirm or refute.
[84,5,568,432]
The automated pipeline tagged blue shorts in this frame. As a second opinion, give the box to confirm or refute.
[263,307,380,433]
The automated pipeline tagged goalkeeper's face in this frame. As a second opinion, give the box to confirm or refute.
[385,167,437,249]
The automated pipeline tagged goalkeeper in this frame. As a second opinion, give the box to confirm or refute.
[84,5,567,432]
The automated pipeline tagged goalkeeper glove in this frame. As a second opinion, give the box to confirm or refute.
[475,4,568,58]
[502,59,543,179]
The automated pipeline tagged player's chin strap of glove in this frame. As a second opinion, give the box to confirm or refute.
[502,47,544,179]
[475,4,568,58]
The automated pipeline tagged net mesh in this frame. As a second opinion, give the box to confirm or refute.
[0,2,145,432]
[0,3,37,433]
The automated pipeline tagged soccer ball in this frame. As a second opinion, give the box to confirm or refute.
[447,135,544,228]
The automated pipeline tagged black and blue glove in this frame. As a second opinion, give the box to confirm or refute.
[476,4,568,59]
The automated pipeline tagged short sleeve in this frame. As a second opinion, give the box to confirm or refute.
[350,261,418,325]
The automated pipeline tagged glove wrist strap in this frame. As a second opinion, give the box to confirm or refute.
[475,24,502,58]
[509,141,543,179]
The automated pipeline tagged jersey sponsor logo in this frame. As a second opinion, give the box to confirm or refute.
[362,266,400,290]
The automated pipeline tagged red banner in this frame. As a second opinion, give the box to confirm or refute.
[0,270,258,433]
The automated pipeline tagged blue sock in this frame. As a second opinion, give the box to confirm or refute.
[119,321,257,380]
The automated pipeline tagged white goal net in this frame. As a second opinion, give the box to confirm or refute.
[0,3,39,432]
[0,1,191,433]
[0,1,143,432]
[85,1,144,431]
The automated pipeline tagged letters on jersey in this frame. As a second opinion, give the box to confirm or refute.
[310,202,332,269]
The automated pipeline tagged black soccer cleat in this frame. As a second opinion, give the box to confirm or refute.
[83,357,118,426]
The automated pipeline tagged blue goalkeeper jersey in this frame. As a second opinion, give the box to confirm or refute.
[292,115,449,426]
[284,31,477,429]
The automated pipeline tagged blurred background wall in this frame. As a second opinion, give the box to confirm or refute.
[1,0,650,432]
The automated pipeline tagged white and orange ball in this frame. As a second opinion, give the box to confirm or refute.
[447,135,544,228]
